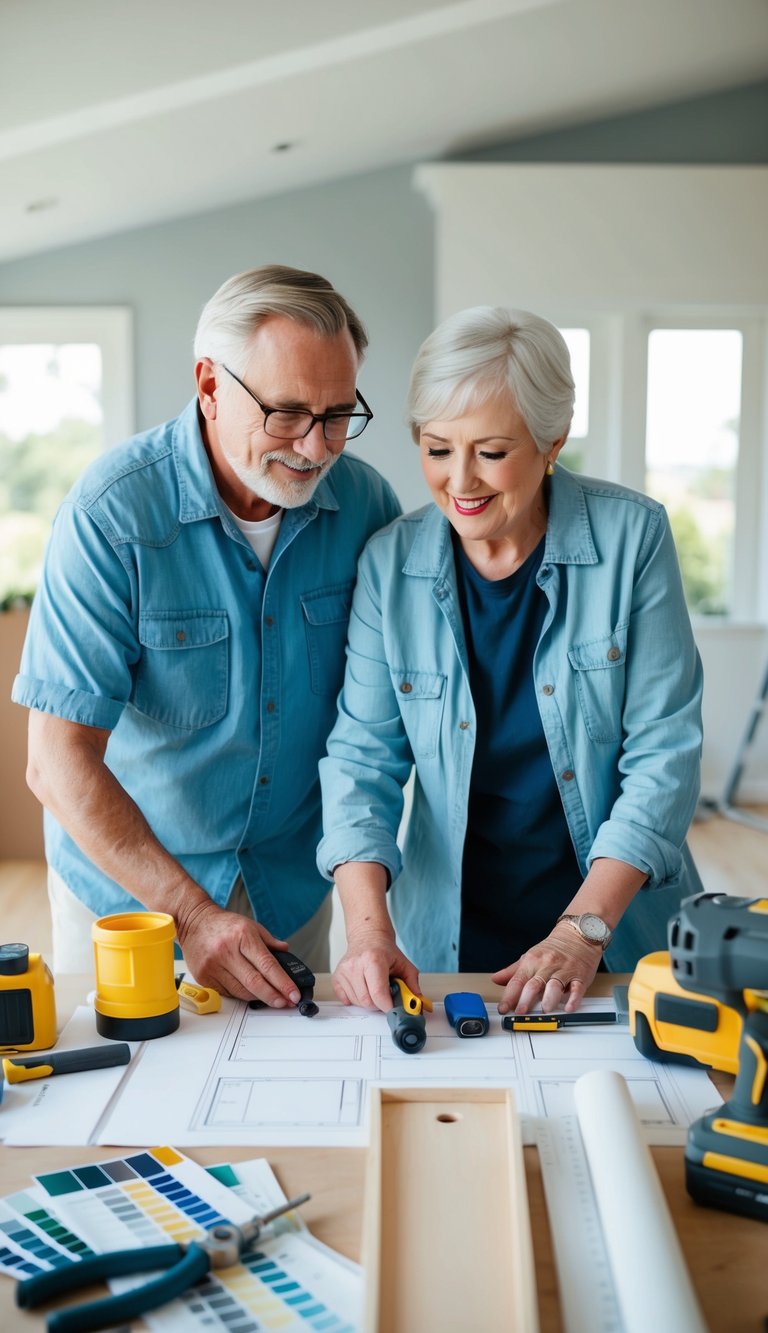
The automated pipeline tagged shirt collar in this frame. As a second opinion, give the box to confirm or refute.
[403,465,598,577]
[171,398,341,524]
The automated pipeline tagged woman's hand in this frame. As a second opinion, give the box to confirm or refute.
[492,921,604,1015]
[332,925,421,1012]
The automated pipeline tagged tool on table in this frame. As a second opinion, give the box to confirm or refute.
[92,912,179,1040]
[627,947,759,1074]
[502,1010,617,1031]
[667,892,768,1221]
[387,977,432,1053]
[444,991,490,1037]
[3,1042,131,1083]
[248,948,318,1016]
[0,943,56,1052]
[16,1192,310,1333]
[176,981,221,1014]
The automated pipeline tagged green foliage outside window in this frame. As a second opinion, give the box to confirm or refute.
[0,418,101,608]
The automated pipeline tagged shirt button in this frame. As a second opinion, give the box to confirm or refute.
[542,683,555,696]
[246,559,257,571]
[400,682,413,694]
[264,616,274,627]
[452,941,457,952]
[176,630,186,642]
[607,646,621,661]
[259,775,270,786]
[562,769,575,782]
[459,720,470,730]
[266,700,276,714]
[540,566,550,578]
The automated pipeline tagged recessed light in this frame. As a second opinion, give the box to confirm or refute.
[25,197,59,214]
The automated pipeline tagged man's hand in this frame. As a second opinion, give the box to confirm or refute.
[492,921,604,1016]
[176,899,300,1006]
[332,925,421,1012]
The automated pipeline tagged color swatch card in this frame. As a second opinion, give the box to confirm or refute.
[22,1147,361,1333]
[33,1146,252,1254]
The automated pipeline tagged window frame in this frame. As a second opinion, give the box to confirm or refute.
[0,306,134,449]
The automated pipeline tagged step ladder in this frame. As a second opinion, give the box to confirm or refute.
[717,655,768,833]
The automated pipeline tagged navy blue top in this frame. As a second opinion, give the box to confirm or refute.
[454,533,582,970]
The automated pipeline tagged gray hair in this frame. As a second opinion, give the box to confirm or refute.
[408,306,574,451]
[193,264,368,373]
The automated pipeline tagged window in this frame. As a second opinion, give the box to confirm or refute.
[0,308,132,608]
[558,327,589,473]
[638,315,766,622]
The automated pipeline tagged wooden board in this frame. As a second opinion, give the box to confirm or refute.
[362,1086,539,1332]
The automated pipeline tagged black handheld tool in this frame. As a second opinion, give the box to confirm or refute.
[387,977,431,1053]
[249,949,318,1017]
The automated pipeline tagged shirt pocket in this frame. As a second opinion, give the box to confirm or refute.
[390,668,447,758]
[567,628,627,744]
[300,581,354,697]
[132,610,229,730]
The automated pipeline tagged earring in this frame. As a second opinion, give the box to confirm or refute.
[546,461,554,476]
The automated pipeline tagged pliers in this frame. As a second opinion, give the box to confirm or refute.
[16,1192,309,1333]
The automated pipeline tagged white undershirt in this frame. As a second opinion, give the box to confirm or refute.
[226,505,283,568]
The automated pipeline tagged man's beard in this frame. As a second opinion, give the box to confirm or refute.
[224,446,338,510]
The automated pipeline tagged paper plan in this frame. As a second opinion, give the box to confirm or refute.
[1,995,719,1148]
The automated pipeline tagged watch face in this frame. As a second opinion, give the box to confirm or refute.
[580,914,609,943]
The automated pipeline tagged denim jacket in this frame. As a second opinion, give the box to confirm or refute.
[318,466,704,972]
[13,398,400,934]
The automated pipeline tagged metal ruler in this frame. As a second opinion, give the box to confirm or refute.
[535,1115,623,1333]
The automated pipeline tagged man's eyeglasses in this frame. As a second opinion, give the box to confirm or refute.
[223,366,373,442]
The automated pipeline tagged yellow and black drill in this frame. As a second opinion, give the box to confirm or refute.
[668,892,768,1221]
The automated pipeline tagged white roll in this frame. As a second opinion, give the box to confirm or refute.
[573,1069,707,1333]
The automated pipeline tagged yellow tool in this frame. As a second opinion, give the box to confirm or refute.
[628,950,759,1075]
[92,913,179,1040]
[0,944,56,1052]
[632,893,768,1221]
[387,978,433,1053]
[177,982,221,1015]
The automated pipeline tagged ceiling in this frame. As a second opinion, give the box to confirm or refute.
[1,0,767,264]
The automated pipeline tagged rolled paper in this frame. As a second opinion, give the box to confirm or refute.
[574,1069,707,1333]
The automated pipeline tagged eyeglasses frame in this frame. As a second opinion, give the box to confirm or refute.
[222,365,373,442]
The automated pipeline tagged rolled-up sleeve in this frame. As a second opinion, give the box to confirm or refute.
[12,500,138,730]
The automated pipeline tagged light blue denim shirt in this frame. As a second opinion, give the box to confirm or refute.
[318,466,704,972]
[12,398,400,934]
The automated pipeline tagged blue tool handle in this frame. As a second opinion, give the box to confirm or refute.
[42,1243,211,1333]
[16,1244,184,1308]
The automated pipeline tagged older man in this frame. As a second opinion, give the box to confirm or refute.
[13,265,399,1004]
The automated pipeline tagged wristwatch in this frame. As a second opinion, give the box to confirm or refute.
[556,912,613,951]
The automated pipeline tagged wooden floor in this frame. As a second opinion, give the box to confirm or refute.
[1,808,765,965]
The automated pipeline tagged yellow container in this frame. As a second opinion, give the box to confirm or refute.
[92,912,179,1040]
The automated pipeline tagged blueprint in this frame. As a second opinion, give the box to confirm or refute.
[1,995,719,1149]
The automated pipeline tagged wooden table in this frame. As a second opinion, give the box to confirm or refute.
[0,973,765,1331]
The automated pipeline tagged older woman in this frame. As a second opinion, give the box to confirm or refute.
[317,307,703,1015]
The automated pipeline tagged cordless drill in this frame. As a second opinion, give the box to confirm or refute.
[668,893,768,1221]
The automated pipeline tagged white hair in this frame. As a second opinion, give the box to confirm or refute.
[193,264,367,374]
[408,306,575,451]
